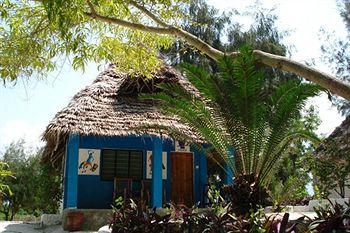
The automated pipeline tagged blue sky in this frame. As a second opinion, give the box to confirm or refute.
[0,64,100,152]
[0,0,347,153]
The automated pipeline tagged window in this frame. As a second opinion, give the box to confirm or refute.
[101,149,143,181]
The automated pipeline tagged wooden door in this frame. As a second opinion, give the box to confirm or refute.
[171,152,194,207]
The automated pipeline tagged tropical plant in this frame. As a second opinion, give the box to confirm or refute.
[110,197,264,233]
[143,46,321,189]
[263,212,307,233]
[308,201,350,232]
[110,199,172,233]
[110,197,313,233]
[221,173,272,215]
[269,105,320,207]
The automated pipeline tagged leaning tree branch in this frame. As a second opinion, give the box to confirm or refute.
[253,50,350,100]
[85,0,170,33]
[126,0,226,60]
[84,6,224,59]
[84,2,350,100]
[84,11,172,34]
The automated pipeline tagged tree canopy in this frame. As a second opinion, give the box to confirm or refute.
[321,0,350,115]
[0,140,62,220]
[0,0,350,100]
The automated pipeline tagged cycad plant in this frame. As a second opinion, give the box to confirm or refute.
[143,46,320,187]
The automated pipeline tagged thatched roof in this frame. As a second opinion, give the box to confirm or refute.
[42,64,201,165]
[315,115,350,156]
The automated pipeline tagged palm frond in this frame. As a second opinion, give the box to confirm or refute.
[141,45,320,186]
[258,81,321,179]
[260,130,320,184]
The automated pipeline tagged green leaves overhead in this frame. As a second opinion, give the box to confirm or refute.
[143,46,321,185]
[0,0,185,81]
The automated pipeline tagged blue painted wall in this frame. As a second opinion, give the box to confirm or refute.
[64,134,79,209]
[151,137,163,208]
[62,135,208,209]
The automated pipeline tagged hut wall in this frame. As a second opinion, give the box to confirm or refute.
[63,134,207,209]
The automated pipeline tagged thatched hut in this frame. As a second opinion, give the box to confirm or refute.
[42,64,213,227]
[316,115,350,156]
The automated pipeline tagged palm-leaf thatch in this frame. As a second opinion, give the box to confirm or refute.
[316,115,350,156]
[42,64,201,166]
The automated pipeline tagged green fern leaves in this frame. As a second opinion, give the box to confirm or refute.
[142,45,321,185]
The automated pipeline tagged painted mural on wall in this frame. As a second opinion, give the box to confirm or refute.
[78,149,100,175]
[146,151,167,179]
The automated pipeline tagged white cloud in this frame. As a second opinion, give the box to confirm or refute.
[0,120,45,153]
[307,94,345,137]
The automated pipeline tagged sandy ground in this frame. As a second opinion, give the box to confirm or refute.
[0,221,99,233]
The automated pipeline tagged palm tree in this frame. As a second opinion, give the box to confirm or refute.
[143,46,320,186]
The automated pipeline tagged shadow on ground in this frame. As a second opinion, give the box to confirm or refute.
[0,221,68,233]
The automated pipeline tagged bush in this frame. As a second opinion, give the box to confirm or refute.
[109,197,350,232]
[110,198,268,233]
[221,174,272,215]
[110,198,171,233]
[308,201,350,232]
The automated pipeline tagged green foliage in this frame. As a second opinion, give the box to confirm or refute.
[308,140,350,198]
[1,0,299,85]
[269,106,321,206]
[163,0,231,69]
[0,162,12,198]
[164,3,312,202]
[0,140,62,220]
[31,155,62,214]
[110,197,266,233]
[321,0,350,116]
[109,197,350,232]
[308,201,350,232]
[221,173,272,215]
[165,1,297,93]
[0,0,183,81]
[226,7,298,93]
[143,46,321,187]
[111,197,349,233]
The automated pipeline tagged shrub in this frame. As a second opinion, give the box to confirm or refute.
[308,201,350,232]
[109,197,350,232]
[110,198,266,233]
[221,173,272,215]
[110,198,171,233]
